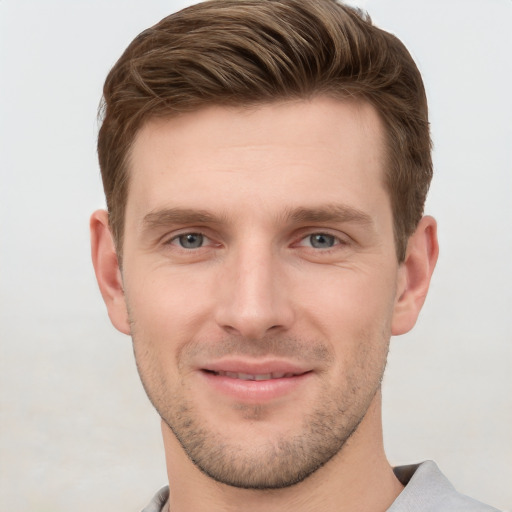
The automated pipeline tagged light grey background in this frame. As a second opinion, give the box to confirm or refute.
[1,1,510,511]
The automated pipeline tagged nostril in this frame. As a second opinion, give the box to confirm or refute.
[222,325,239,335]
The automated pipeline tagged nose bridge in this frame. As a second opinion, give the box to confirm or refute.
[215,237,293,338]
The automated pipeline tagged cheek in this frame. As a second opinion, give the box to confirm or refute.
[311,274,394,386]
[291,266,396,385]
[125,274,203,399]
[294,265,398,336]
[124,267,217,353]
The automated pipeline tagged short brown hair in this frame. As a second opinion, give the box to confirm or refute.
[98,0,432,262]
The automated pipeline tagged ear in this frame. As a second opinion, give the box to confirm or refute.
[391,215,439,335]
[90,210,131,335]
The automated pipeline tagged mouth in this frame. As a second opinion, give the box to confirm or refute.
[204,370,305,381]
[199,363,312,402]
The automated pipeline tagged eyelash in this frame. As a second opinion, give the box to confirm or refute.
[296,232,346,250]
[164,231,348,252]
[166,232,215,250]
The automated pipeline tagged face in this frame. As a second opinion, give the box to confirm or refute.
[120,98,403,488]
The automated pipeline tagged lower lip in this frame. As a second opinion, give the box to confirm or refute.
[199,371,312,403]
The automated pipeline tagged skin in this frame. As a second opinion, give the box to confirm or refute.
[91,97,438,512]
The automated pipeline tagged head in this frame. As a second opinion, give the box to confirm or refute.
[92,0,438,493]
[98,0,432,264]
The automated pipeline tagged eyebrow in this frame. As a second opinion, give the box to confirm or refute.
[142,204,373,231]
[142,208,226,230]
[283,204,374,226]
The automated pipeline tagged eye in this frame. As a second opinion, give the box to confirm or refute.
[305,233,338,249]
[172,233,205,249]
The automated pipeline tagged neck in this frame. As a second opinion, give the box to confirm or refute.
[161,391,403,512]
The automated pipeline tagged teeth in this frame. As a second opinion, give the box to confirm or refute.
[214,371,295,380]
[254,374,272,381]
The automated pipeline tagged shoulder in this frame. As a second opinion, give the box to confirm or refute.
[140,486,169,512]
[389,460,501,512]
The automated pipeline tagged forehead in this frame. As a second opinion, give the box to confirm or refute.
[126,97,389,223]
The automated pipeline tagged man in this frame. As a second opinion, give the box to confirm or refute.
[90,1,499,511]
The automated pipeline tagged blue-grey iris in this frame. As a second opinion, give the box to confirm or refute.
[179,233,204,249]
[310,233,335,249]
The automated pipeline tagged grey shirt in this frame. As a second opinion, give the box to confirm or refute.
[141,461,500,512]
[389,460,500,511]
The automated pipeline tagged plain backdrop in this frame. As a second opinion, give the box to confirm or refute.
[1,1,511,511]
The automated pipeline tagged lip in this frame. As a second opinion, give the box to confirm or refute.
[198,359,313,403]
[201,359,311,375]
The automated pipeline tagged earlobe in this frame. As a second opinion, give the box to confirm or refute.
[90,210,131,335]
[391,216,439,336]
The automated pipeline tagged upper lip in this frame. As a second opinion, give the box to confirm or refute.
[199,359,312,376]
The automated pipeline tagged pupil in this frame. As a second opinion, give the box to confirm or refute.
[180,233,203,248]
[310,234,334,248]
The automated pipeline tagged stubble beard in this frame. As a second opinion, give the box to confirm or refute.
[132,333,389,490]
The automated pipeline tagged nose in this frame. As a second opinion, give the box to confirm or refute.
[214,242,295,340]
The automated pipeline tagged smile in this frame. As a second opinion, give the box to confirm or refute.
[200,366,312,403]
[209,371,300,381]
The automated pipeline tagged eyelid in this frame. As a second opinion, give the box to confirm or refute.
[165,231,204,245]
[293,230,349,247]
[159,228,350,250]
[163,229,223,251]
